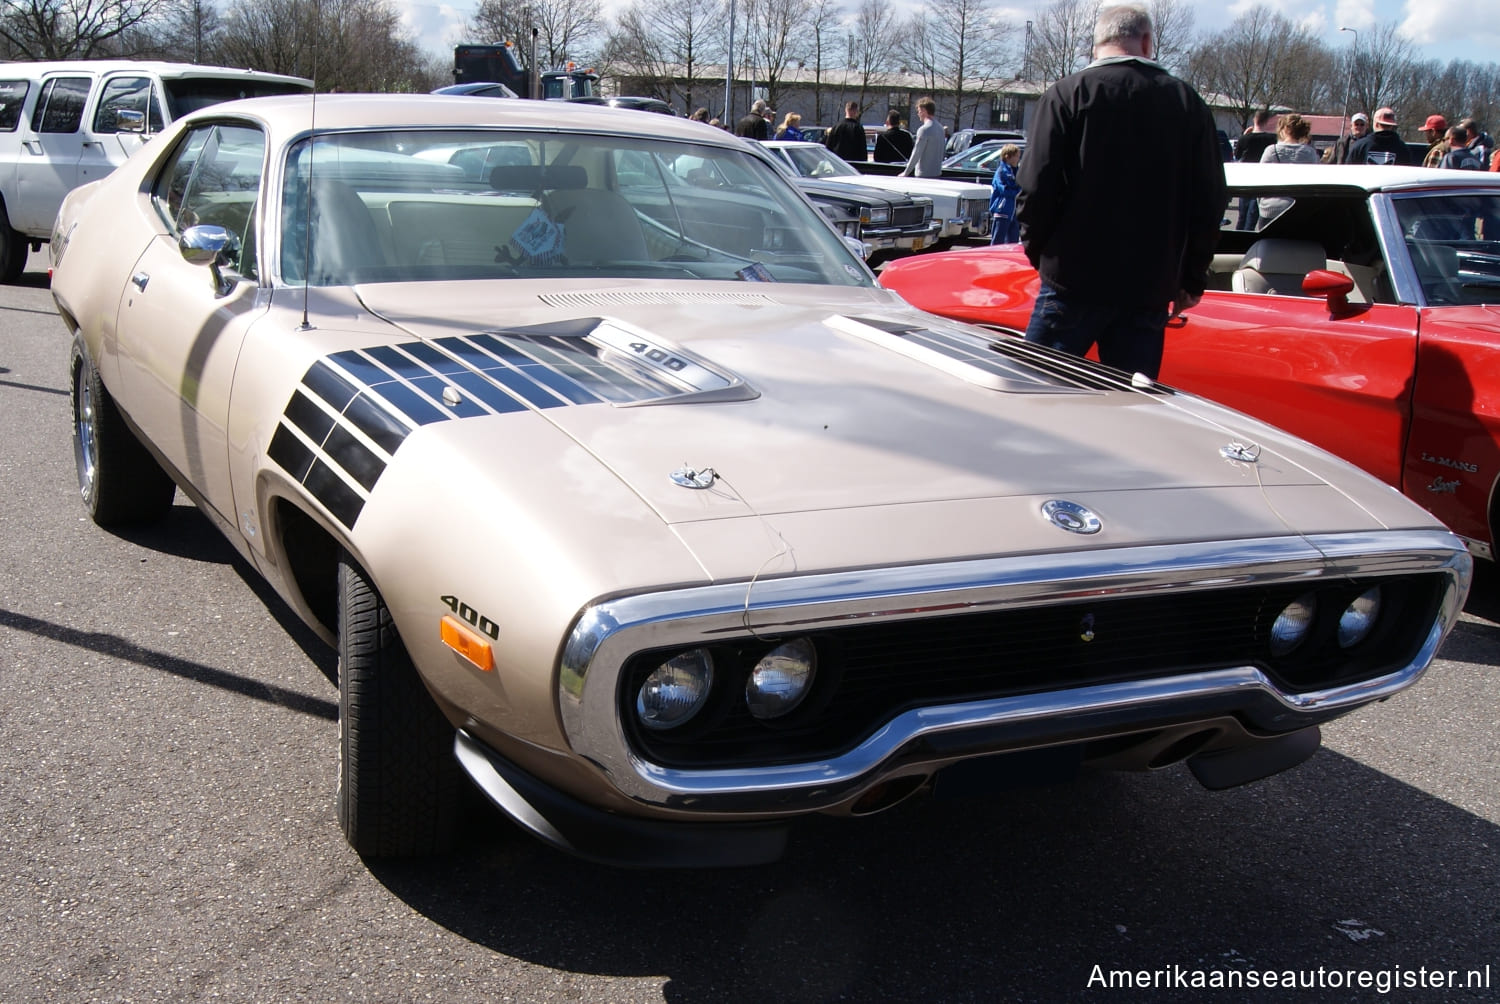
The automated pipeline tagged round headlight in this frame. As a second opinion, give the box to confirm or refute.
[746,638,816,720]
[1338,586,1382,648]
[1270,593,1317,656]
[636,648,714,730]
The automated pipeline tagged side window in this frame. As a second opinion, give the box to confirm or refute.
[32,77,92,133]
[94,76,165,134]
[0,79,30,131]
[152,124,267,279]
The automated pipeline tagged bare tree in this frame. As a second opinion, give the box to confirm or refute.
[801,0,843,124]
[217,0,432,90]
[1343,20,1418,121]
[925,0,1014,131]
[471,0,603,69]
[151,0,223,62]
[605,0,721,111]
[1187,5,1321,127]
[1029,0,1096,85]
[742,0,808,111]
[848,0,898,116]
[0,0,170,57]
[1146,0,1193,75]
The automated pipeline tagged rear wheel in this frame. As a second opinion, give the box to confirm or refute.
[337,554,462,857]
[70,336,176,526]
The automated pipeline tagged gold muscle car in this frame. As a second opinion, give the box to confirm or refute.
[52,95,1472,866]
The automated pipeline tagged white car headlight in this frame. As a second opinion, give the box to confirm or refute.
[1338,586,1381,648]
[1270,594,1317,656]
[867,207,890,225]
[636,648,714,729]
[745,638,816,719]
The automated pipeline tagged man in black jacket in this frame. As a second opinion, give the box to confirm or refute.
[1346,107,1414,165]
[873,110,914,163]
[1017,3,1225,380]
[824,102,867,162]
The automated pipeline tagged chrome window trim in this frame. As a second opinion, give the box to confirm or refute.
[558,530,1470,811]
[1372,190,1437,307]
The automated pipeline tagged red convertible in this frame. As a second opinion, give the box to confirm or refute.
[880,163,1500,558]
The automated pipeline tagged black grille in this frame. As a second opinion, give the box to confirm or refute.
[622,574,1444,768]
[892,205,926,228]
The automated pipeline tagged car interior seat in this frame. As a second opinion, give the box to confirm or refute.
[1231,238,1329,296]
[306,179,386,283]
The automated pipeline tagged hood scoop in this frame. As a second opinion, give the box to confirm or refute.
[830,315,1173,394]
[538,290,778,308]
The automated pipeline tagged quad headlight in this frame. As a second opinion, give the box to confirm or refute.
[745,637,816,720]
[1270,593,1317,656]
[636,648,714,730]
[1338,586,1382,648]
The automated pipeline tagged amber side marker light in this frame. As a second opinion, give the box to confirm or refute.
[441,615,494,671]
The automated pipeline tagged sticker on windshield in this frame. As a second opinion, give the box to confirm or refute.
[511,208,566,261]
[736,262,776,283]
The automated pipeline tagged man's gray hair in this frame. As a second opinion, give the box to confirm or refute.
[1094,4,1152,48]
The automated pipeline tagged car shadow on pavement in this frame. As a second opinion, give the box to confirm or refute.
[369,750,1499,1003]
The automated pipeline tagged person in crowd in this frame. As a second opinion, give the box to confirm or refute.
[899,97,944,178]
[1234,109,1276,227]
[689,107,710,123]
[1460,118,1494,166]
[988,145,1022,244]
[1016,4,1225,380]
[735,100,771,140]
[1421,114,1450,168]
[775,112,805,141]
[824,102,867,161]
[1257,113,1319,226]
[1234,108,1278,163]
[873,109,914,163]
[1440,126,1484,170]
[1347,107,1414,165]
[1326,111,1368,164]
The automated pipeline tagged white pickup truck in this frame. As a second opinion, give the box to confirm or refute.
[0,60,310,282]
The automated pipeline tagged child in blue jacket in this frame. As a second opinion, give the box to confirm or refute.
[989,145,1022,244]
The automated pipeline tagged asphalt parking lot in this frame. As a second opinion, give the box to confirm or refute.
[2,249,1496,1002]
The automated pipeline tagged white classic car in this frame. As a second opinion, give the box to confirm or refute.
[52,95,1471,866]
[762,140,992,241]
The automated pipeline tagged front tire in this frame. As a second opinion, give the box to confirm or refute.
[70,336,176,526]
[337,554,462,857]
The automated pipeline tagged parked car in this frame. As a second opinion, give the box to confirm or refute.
[880,162,1500,558]
[0,60,311,282]
[762,140,991,241]
[52,100,1470,867]
[946,127,1025,156]
[939,139,1026,182]
[790,178,939,259]
[569,95,678,115]
[431,81,520,98]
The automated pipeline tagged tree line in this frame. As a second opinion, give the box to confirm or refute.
[3,0,1496,133]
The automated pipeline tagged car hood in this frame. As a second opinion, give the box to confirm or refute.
[818,175,989,201]
[345,280,1421,574]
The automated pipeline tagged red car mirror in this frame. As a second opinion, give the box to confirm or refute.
[1302,269,1358,317]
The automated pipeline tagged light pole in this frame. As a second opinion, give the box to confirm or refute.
[1339,27,1358,145]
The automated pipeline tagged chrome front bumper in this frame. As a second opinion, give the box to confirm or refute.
[558,531,1470,815]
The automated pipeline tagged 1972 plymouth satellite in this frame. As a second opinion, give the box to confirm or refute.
[881,163,1500,560]
[53,99,1470,866]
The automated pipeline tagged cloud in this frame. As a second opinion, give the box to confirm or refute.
[1399,0,1500,46]
[1334,0,1377,30]
[398,0,475,59]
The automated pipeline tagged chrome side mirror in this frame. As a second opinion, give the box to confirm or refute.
[115,108,147,134]
[180,225,243,296]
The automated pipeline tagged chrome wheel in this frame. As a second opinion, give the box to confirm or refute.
[72,354,99,502]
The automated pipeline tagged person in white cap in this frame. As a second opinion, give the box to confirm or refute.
[1328,111,1369,164]
[1347,107,1415,165]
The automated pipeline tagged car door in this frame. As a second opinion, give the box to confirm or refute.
[79,73,167,186]
[113,121,269,527]
[11,74,93,233]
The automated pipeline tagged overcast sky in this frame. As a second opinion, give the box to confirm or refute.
[400,0,1500,74]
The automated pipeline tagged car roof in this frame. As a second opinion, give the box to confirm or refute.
[0,59,310,85]
[1225,162,1500,193]
[181,93,741,145]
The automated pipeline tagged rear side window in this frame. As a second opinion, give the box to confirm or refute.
[0,79,29,131]
[32,77,92,133]
[94,75,166,134]
[161,77,310,118]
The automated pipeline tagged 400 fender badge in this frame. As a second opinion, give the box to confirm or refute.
[1042,500,1102,535]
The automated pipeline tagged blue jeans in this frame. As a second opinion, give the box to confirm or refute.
[990,215,1020,244]
[1022,282,1170,379]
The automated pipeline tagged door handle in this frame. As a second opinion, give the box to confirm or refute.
[22,139,42,155]
[131,272,149,291]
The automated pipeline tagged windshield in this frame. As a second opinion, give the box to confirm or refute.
[778,144,861,179]
[1394,192,1500,306]
[163,77,310,118]
[280,129,871,287]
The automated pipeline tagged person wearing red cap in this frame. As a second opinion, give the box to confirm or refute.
[1347,107,1414,165]
[1421,114,1450,168]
